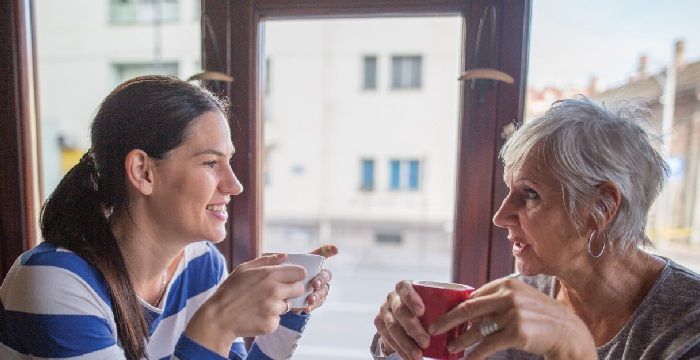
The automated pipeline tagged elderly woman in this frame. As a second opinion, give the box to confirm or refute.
[372,98,700,359]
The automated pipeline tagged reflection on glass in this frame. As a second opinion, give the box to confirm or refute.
[261,17,462,359]
[527,0,700,271]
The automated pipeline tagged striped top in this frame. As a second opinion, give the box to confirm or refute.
[0,241,309,359]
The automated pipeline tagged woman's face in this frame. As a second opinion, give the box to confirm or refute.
[492,153,588,276]
[148,111,242,244]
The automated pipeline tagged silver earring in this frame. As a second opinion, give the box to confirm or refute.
[587,230,605,258]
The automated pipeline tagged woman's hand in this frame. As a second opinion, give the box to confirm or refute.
[430,278,596,360]
[373,280,430,360]
[299,245,338,313]
[186,254,306,356]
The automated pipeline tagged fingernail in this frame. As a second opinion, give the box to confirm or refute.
[310,295,316,304]
[427,325,436,334]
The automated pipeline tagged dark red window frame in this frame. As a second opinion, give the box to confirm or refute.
[0,0,529,288]
[202,0,531,287]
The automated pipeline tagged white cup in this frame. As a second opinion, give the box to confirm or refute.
[266,253,325,309]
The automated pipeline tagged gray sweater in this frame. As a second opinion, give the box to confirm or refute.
[372,258,700,359]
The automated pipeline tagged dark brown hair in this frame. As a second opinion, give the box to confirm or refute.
[40,75,227,359]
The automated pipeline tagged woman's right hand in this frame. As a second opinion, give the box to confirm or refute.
[186,254,306,355]
[373,280,430,360]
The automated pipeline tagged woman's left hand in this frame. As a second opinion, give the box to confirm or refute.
[299,245,338,313]
[429,277,596,360]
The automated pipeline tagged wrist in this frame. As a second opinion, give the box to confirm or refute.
[186,303,236,356]
[545,337,596,360]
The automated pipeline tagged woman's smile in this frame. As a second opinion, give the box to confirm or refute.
[205,203,229,221]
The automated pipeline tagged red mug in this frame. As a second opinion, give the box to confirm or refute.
[412,280,474,360]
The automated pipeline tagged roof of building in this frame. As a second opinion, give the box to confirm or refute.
[594,60,700,103]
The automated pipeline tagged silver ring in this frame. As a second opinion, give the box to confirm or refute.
[282,299,291,314]
[479,317,500,337]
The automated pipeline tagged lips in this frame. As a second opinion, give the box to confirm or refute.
[205,204,227,212]
[509,236,530,256]
[205,202,229,221]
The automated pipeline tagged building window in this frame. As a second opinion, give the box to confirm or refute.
[389,159,421,191]
[112,62,179,85]
[391,55,422,89]
[360,158,375,191]
[362,55,377,90]
[375,232,402,244]
[109,0,179,24]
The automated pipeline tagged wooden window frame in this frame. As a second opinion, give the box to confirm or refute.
[0,0,40,279]
[0,0,529,286]
[202,0,531,287]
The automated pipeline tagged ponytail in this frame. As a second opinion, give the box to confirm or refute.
[41,150,148,360]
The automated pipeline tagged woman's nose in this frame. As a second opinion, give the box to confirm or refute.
[493,194,518,228]
[221,164,244,196]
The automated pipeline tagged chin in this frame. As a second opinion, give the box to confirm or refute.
[203,228,227,243]
[514,260,541,276]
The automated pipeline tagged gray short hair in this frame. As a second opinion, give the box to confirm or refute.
[500,97,669,253]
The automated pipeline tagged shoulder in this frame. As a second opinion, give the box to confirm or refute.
[1,242,113,313]
[651,259,700,313]
[0,243,120,357]
[610,258,700,359]
[183,241,227,277]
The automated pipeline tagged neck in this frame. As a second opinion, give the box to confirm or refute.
[554,247,665,345]
[110,208,184,305]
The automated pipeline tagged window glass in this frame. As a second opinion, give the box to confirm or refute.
[389,159,401,190]
[110,0,179,24]
[36,0,201,201]
[361,159,375,191]
[363,55,377,90]
[408,159,420,190]
[391,55,422,89]
[527,0,700,271]
[112,62,179,85]
[261,17,461,358]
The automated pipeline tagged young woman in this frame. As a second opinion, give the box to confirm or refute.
[0,75,335,360]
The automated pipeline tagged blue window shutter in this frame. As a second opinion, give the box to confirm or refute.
[390,160,401,190]
[408,160,420,190]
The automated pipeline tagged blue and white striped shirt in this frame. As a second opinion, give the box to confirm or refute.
[0,241,309,359]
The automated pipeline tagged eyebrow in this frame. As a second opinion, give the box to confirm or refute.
[192,148,236,158]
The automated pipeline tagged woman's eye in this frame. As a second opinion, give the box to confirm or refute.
[524,187,539,200]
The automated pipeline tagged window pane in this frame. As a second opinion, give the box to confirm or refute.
[392,55,422,89]
[363,56,377,90]
[110,0,179,24]
[36,0,201,202]
[112,62,179,86]
[390,159,401,190]
[527,0,700,271]
[261,17,462,358]
[408,159,420,190]
[361,159,374,190]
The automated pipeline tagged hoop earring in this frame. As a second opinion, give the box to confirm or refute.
[587,230,605,258]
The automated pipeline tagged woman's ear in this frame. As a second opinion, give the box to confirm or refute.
[592,181,622,229]
[124,149,153,196]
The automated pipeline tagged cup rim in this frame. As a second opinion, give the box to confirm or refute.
[412,280,474,291]
[261,252,324,259]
